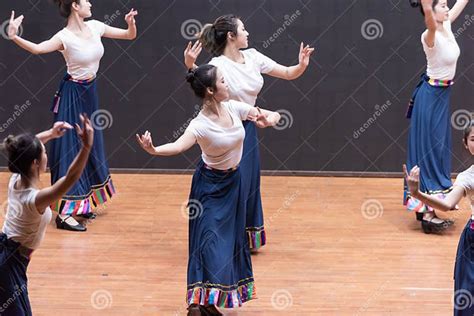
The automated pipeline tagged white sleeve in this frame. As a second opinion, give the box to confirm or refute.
[52,30,67,51]
[88,20,106,36]
[227,100,252,121]
[185,119,202,139]
[421,31,436,51]
[454,171,474,196]
[246,48,277,74]
[26,190,40,215]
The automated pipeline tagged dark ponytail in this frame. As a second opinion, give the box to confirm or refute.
[53,0,81,18]
[185,64,218,99]
[409,0,440,16]
[199,14,240,56]
[1,134,43,177]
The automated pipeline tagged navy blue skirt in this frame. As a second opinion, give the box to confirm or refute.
[186,162,256,308]
[454,220,474,315]
[241,121,266,249]
[48,75,115,215]
[0,234,31,316]
[404,74,453,212]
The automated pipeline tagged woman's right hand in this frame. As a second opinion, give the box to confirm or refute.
[403,164,421,197]
[75,114,94,150]
[184,41,202,69]
[8,11,24,39]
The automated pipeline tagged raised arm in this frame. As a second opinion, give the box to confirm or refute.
[136,130,196,156]
[103,9,137,40]
[267,42,315,80]
[421,0,438,48]
[35,114,94,213]
[404,164,465,212]
[449,0,470,23]
[8,11,63,55]
[36,121,73,144]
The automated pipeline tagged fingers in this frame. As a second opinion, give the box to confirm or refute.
[10,10,14,21]
[403,164,408,178]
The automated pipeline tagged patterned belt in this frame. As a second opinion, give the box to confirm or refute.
[0,233,34,259]
[52,74,96,114]
[427,78,454,87]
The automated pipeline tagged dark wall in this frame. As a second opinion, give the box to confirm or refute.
[0,0,473,173]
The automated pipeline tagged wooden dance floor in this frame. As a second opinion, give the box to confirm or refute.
[0,172,470,315]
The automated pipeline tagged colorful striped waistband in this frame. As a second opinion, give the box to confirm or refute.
[69,76,96,84]
[203,163,239,173]
[427,78,454,87]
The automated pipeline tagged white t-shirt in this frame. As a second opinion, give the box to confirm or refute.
[186,100,252,170]
[421,20,460,81]
[454,165,474,216]
[2,174,52,250]
[209,48,277,106]
[53,20,106,80]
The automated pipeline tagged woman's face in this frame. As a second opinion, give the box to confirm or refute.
[433,0,450,22]
[465,128,474,156]
[212,69,230,102]
[233,19,249,49]
[75,0,92,18]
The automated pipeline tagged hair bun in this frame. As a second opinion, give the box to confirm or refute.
[2,135,16,152]
[409,0,421,8]
[186,69,196,83]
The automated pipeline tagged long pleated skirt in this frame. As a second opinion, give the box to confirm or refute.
[241,121,266,249]
[453,219,474,315]
[186,161,256,308]
[404,74,453,212]
[48,74,115,215]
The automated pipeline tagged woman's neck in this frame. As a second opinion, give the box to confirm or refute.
[18,174,39,190]
[66,14,86,31]
[223,46,244,63]
[202,99,224,117]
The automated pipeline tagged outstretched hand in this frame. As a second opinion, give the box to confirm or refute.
[125,8,138,27]
[403,164,420,197]
[184,41,202,69]
[75,114,94,150]
[51,121,73,139]
[298,42,315,68]
[136,130,156,155]
[8,11,24,39]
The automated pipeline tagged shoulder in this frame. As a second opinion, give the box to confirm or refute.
[86,19,106,35]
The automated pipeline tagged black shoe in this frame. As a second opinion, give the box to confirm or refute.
[78,212,96,220]
[415,212,423,221]
[421,218,447,234]
[201,305,223,316]
[187,304,201,316]
[56,215,87,232]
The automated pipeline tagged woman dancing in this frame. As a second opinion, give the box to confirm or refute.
[137,64,280,315]
[184,14,314,250]
[405,120,474,315]
[7,1,138,231]
[404,0,469,233]
[0,116,94,315]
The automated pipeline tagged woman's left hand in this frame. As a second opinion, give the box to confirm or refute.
[298,42,315,68]
[125,8,138,28]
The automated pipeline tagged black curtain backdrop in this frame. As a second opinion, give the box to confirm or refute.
[0,0,472,174]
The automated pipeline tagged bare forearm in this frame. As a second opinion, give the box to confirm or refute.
[127,24,137,40]
[36,129,53,144]
[11,36,41,54]
[286,64,307,80]
[412,191,454,212]
[152,143,183,156]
